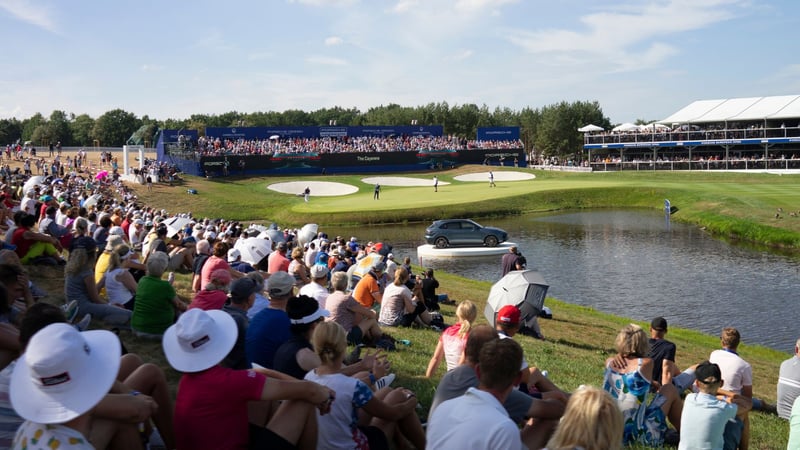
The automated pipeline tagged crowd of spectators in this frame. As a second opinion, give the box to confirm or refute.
[191,134,523,156]
[586,121,800,145]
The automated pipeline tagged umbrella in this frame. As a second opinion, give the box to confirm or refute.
[247,224,269,234]
[50,178,64,185]
[269,135,280,140]
[82,194,102,208]
[612,123,639,132]
[260,228,285,244]
[22,176,46,193]
[485,270,549,327]
[95,170,109,180]
[297,223,318,246]
[163,216,193,238]
[234,237,272,265]
[577,124,604,132]
[353,253,385,279]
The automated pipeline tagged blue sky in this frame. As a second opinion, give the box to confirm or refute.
[1,0,798,124]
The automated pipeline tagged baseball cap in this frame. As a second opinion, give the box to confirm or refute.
[695,361,722,385]
[210,269,232,285]
[287,295,330,325]
[310,264,329,279]
[497,305,521,325]
[230,277,259,300]
[109,226,125,237]
[651,317,668,331]
[371,261,386,273]
[227,248,241,261]
[10,323,121,424]
[276,242,287,251]
[162,309,237,373]
[267,271,295,297]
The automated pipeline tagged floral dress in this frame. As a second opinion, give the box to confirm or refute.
[603,358,667,446]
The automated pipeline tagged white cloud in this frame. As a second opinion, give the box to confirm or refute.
[287,0,359,6]
[306,55,348,66]
[0,0,57,33]
[392,0,418,13]
[448,49,473,61]
[454,0,518,13]
[324,36,343,46]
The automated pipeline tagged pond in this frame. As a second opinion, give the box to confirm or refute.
[326,210,800,352]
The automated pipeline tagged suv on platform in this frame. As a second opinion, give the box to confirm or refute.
[424,219,508,248]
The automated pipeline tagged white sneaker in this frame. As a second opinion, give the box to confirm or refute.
[75,314,92,331]
[374,373,396,390]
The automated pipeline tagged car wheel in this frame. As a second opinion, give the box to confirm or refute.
[484,235,499,247]
[434,237,449,248]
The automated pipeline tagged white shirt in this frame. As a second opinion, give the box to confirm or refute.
[709,349,752,395]
[427,387,524,450]
[298,281,329,309]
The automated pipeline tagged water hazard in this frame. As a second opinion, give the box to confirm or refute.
[326,211,800,352]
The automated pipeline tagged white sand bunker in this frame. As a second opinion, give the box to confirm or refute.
[268,181,358,196]
[361,176,450,187]
[454,171,536,182]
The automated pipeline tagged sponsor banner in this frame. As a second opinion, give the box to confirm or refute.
[161,129,199,142]
[477,127,520,141]
[203,125,444,140]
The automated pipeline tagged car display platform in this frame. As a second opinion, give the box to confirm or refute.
[417,242,518,259]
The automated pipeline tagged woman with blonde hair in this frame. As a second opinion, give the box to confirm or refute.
[603,323,683,447]
[545,385,623,450]
[425,300,477,378]
[97,243,138,309]
[305,321,425,449]
[288,246,310,286]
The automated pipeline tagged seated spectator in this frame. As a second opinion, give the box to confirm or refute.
[166,235,195,273]
[378,267,432,328]
[222,277,260,370]
[97,244,138,310]
[227,248,255,274]
[131,251,186,338]
[603,324,683,447]
[326,272,382,346]
[65,234,131,327]
[188,268,231,311]
[164,308,334,450]
[425,300,477,378]
[648,316,677,386]
[245,271,295,369]
[298,264,330,308]
[428,337,547,450]
[245,271,270,319]
[352,261,385,309]
[544,385,623,450]
[420,268,440,311]
[778,337,800,419]
[191,238,211,292]
[200,241,242,289]
[11,213,64,265]
[94,235,124,287]
[267,241,290,274]
[37,205,70,249]
[430,324,563,434]
[305,321,425,449]
[274,295,329,379]
[679,360,752,450]
[788,396,800,449]
[288,247,310,286]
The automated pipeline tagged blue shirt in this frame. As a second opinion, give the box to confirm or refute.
[245,308,290,369]
[678,392,737,450]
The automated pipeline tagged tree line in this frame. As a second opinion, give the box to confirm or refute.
[0,101,612,159]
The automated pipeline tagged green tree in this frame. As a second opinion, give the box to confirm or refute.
[70,114,95,146]
[48,110,72,146]
[92,109,141,147]
[0,118,23,146]
[21,113,46,143]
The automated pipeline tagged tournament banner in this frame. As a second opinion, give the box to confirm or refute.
[477,127,520,141]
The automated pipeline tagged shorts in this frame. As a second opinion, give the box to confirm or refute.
[167,252,184,271]
[249,424,296,450]
[347,326,363,345]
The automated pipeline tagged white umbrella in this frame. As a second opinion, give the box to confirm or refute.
[269,135,280,140]
[353,253,384,279]
[485,270,549,327]
[82,194,102,208]
[22,176,46,193]
[234,237,272,265]
[297,223,318,246]
[260,228,285,244]
[163,216,193,237]
[612,123,640,132]
[578,124,604,132]
[247,224,269,234]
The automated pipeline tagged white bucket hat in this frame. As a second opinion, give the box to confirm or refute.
[11,323,121,424]
[162,309,237,373]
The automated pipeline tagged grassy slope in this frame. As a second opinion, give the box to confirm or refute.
[53,167,800,449]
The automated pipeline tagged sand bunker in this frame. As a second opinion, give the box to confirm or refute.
[268,181,358,196]
[361,176,450,187]
[453,171,535,182]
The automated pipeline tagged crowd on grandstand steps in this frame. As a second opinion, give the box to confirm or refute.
[192,134,524,156]
[0,152,792,448]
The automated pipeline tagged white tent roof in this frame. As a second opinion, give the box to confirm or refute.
[661,95,800,124]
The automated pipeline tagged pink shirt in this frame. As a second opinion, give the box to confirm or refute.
[174,366,266,450]
[440,323,468,371]
[200,256,230,288]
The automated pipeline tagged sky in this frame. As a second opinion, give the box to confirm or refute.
[1,0,799,125]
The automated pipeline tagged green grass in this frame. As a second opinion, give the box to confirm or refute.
[31,167,800,449]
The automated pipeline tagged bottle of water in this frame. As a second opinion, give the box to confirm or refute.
[168,272,175,284]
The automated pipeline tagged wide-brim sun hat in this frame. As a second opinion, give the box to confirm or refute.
[162,309,237,373]
[11,323,121,424]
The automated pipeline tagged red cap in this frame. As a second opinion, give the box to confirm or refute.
[497,305,521,325]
